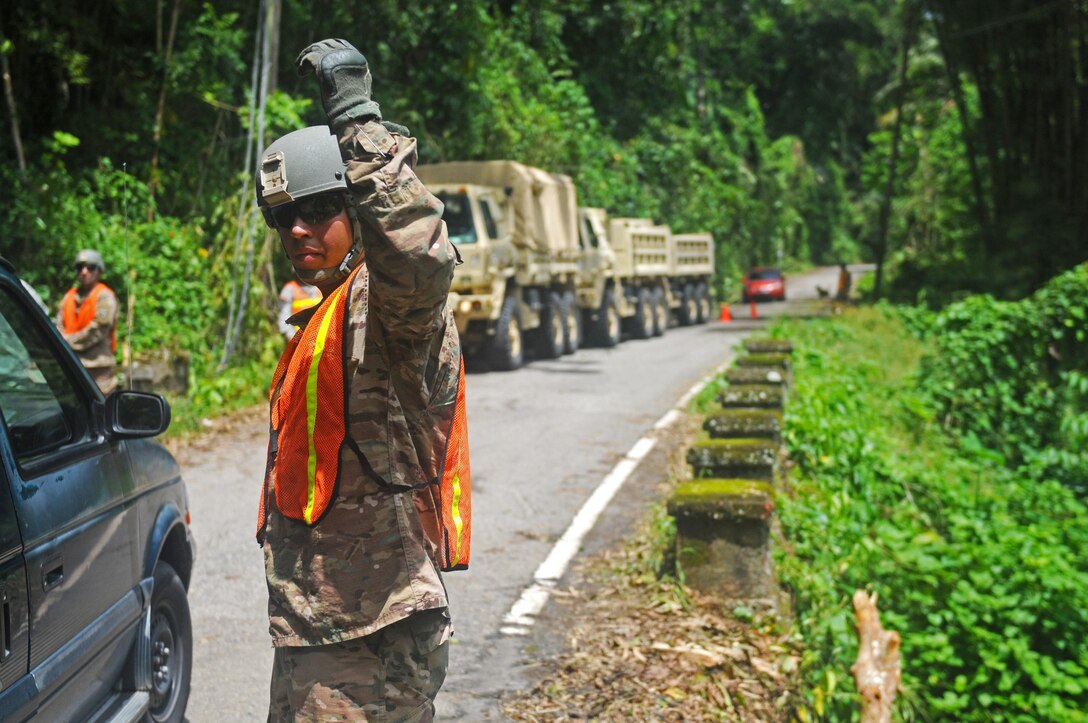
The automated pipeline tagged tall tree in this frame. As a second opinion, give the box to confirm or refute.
[926,0,1088,293]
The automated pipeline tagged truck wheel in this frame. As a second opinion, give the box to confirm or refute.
[146,562,192,723]
[592,291,621,348]
[678,283,697,326]
[560,291,581,355]
[695,283,711,324]
[630,288,654,340]
[535,292,565,359]
[488,295,523,371]
[651,287,667,337]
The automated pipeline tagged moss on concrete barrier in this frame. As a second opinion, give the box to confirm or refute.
[703,408,782,440]
[667,479,777,599]
[717,384,785,409]
[686,438,777,480]
[736,352,792,370]
[725,366,788,386]
[742,338,793,354]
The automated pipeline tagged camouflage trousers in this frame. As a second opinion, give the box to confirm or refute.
[268,607,451,722]
[88,366,116,395]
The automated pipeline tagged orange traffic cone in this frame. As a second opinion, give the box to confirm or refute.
[719,303,732,322]
[750,300,759,319]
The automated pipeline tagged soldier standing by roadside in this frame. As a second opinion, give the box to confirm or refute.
[836,262,853,301]
[56,249,118,394]
[254,39,471,722]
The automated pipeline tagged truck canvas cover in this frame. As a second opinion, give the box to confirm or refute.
[418,161,580,257]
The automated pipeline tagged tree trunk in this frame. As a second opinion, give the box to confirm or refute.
[147,0,183,218]
[0,38,26,174]
[931,14,991,243]
[851,590,901,723]
[872,0,918,299]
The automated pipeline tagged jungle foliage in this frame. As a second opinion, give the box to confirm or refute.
[0,1,1084,406]
[775,274,1088,720]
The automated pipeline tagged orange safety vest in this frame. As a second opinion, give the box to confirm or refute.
[61,283,117,353]
[257,266,472,571]
[284,280,322,314]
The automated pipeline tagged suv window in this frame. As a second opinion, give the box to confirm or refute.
[0,287,93,462]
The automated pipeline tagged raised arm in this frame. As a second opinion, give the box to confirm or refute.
[297,39,455,341]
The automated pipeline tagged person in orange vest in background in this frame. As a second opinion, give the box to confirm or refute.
[276,279,322,340]
[254,39,471,721]
[836,262,853,301]
[56,249,118,394]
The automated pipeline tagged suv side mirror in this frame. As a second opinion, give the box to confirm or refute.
[106,390,171,438]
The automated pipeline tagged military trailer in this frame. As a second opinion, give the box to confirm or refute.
[577,211,715,347]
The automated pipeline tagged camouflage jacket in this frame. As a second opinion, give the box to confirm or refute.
[262,120,460,648]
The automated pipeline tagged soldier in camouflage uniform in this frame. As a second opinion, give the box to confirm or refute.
[55,249,118,394]
[255,39,461,722]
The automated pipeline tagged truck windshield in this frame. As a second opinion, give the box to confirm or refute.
[436,193,477,244]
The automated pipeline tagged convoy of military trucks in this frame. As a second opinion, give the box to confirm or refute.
[417,160,717,371]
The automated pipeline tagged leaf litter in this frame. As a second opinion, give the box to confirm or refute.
[502,414,803,721]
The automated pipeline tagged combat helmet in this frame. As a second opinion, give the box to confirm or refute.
[74,249,106,275]
[255,126,363,284]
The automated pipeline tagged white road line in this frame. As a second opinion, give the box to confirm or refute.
[500,356,735,636]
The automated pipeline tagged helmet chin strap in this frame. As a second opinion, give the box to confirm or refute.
[289,204,365,286]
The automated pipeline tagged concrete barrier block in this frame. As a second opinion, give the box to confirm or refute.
[735,352,792,370]
[129,349,190,395]
[725,365,788,386]
[717,384,784,409]
[703,409,782,441]
[742,338,793,355]
[686,439,777,480]
[667,478,776,599]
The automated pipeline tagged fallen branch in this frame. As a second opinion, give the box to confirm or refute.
[851,589,901,723]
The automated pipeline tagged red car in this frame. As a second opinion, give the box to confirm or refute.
[742,266,786,302]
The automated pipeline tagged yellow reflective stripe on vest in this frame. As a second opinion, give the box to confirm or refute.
[451,471,464,564]
[292,297,319,314]
[303,284,345,523]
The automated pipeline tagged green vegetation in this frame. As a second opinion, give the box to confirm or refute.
[0,2,1083,428]
[774,282,1088,720]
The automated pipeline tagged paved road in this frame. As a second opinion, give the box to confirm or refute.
[180,267,848,721]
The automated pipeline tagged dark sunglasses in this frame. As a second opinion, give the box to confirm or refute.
[264,194,345,229]
[74,263,100,272]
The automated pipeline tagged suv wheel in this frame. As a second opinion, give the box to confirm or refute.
[146,562,192,723]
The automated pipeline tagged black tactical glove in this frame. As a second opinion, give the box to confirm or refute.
[380,120,411,137]
[296,38,382,130]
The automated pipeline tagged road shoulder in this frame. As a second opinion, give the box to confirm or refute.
[501,411,801,721]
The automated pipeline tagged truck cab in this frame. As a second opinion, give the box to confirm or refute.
[428,183,515,339]
[419,161,583,370]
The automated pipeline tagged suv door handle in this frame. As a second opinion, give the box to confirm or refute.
[42,556,64,592]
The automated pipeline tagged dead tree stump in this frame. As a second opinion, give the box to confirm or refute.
[851,590,901,723]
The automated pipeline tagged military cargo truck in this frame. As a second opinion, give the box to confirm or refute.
[417,161,716,369]
[576,211,715,347]
[416,161,583,370]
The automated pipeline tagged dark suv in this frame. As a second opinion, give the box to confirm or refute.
[0,257,194,722]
